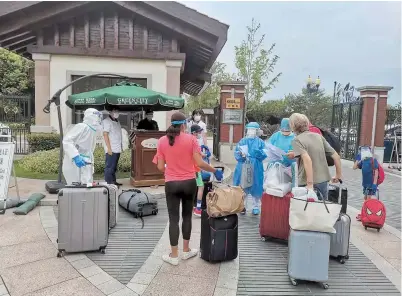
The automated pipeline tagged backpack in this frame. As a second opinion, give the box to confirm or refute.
[371,158,385,185]
[311,126,341,166]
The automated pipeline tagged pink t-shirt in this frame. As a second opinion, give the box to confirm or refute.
[153,133,201,182]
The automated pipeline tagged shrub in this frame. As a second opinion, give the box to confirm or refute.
[27,133,60,152]
[19,147,132,174]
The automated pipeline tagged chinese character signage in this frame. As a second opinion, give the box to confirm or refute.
[222,109,244,124]
[225,98,241,109]
[0,143,15,200]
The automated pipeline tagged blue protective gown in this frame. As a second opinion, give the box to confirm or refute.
[267,131,295,167]
[233,136,267,199]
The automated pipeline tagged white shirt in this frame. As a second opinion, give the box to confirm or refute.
[102,117,122,153]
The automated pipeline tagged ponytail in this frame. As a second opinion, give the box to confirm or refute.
[166,124,181,146]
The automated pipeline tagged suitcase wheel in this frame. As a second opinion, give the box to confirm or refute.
[364,226,367,230]
[345,255,349,260]
[339,258,346,264]
[290,278,298,286]
[377,228,380,232]
[100,248,106,254]
[320,283,329,289]
[260,236,267,242]
[57,250,64,258]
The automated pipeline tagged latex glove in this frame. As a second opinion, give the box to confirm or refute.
[214,169,224,181]
[205,149,211,158]
[73,155,87,168]
[201,145,209,152]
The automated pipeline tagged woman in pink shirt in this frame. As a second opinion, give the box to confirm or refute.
[153,112,223,266]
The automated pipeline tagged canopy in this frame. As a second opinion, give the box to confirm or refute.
[66,82,184,111]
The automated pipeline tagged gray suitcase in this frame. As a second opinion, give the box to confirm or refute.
[330,213,350,263]
[107,184,118,229]
[288,229,330,289]
[57,186,109,257]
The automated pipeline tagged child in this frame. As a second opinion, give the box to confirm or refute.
[353,146,379,221]
[190,124,210,216]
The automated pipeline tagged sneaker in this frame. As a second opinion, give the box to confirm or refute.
[182,249,198,260]
[252,208,260,215]
[240,208,246,215]
[356,214,361,221]
[162,254,179,266]
[193,208,201,217]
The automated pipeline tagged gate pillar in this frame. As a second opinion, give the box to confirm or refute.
[357,86,393,163]
[217,81,246,165]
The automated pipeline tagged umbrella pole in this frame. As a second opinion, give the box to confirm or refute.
[56,99,64,184]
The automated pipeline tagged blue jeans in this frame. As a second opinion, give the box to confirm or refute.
[301,182,329,201]
[105,153,120,184]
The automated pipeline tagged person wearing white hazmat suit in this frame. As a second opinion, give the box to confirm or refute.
[62,108,103,185]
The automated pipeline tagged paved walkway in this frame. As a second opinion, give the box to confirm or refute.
[0,162,400,296]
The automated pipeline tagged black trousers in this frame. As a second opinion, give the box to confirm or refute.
[165,178,197,246]
[105,153,120,184]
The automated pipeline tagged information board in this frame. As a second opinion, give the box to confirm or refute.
[225,98,241,109]
[0,142,15,200]
[222,109,244,124]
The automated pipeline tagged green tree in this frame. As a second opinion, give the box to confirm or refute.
[247,99,288,123]
[284,88,333,128]
[184,61,234,114]
[0,48,33,95]
[234,18,282,114]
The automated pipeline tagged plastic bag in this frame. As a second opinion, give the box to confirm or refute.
[265,143,285,163]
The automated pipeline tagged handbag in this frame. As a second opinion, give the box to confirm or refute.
[240,159,253,189]
[206,184,245,217]
[289,190,341,233]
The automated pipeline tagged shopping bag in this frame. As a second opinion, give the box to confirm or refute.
[207,184,245,217]
[289,192,341,233]
[240,160,253,189]
[265,143,285,163]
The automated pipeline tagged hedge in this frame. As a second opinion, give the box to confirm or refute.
[27,133,60,152]
[19,147,131,174]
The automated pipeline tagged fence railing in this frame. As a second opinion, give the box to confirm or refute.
[0,95,33,123]
[0,127,30,154]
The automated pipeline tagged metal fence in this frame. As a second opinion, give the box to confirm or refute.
[384,108,401,164]
[0,95,33,123]
[0,127,30,154]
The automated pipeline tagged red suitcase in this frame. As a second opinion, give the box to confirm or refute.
[260,192,292,241]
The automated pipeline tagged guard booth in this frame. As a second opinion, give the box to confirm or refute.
[212,81,246,165]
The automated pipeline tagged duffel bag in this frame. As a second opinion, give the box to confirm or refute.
[118,189,158,219]
[206,184,245,217]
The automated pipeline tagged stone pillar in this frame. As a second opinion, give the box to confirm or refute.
[218,81,247,164]
[357,85,393,163]
[31,53,53,133]
[164,60,182,131]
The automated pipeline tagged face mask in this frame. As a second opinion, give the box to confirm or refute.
[112,112,119,119]
[246,129,257,138]
[194,115,201,122]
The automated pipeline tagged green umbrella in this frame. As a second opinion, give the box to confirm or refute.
[66,81,184,111]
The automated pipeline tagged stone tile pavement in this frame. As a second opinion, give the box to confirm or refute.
[0,161,400,295]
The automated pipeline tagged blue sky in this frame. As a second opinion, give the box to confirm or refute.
[182,1,401,105]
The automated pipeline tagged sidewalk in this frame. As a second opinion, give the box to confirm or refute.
[0,161,400,296]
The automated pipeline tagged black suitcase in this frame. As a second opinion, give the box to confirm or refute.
[199,210,238,262]
[328,184,348,214]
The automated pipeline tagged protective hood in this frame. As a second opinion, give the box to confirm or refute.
[83,108,102,130]
[246,122,260,138]
[280,118,291,132]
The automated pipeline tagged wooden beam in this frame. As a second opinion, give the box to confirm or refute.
[54,24,59,46]
[0,31,32,44]
[128,18,134,50]
[84,15,89,48]
[37,29,44,46]
[100,12,104,49]
[2,36,35,48]
[114,12,119,50]
[143,26,148,51]
[69,20,75,47]
[171,39,178,52]
[0,1,90,37]
[28,45,186,61]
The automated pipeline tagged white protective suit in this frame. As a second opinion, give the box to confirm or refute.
[62,108,102,184]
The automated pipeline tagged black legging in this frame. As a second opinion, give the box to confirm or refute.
[165,178,197,246]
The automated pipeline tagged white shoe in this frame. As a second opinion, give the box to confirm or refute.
[162,254,179,266]
[182,249,198,260]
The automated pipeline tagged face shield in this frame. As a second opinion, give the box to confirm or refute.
[83,108,103,130]
[245,122,260,138]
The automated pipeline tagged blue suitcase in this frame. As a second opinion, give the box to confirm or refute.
[288,229,330,289]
